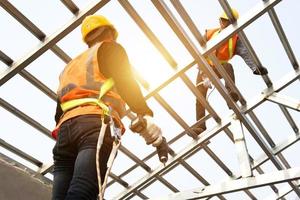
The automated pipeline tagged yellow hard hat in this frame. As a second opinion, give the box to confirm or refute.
[81,15,118,42]
[220,8,239,20]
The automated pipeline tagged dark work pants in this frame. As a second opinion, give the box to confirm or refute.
[52,114,113,200]
[196,63,235,129]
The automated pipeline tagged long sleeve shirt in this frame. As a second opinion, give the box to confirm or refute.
[55,41,153,124]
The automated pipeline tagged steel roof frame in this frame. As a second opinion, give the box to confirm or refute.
[0,0,299,199]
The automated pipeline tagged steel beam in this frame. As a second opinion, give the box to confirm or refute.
[264,181,300,200]
[0,98,52,139]
[148,1,291,189]
[231,119,252,177]
[18,70,57,101]
[218,0,273,87]
[267,93,300,111]
[115,0,298,197]
[266,7,299,69]
[118,0,177,68]
[60,0,79,14]
[118,0,221,123]
[154,167,300,200]
[0,51,57,101]
[0,138,42,167]
[169,0,206,46]
[0,0,110,86]
[279,105,299,134]
[0,50,13,66]
[114,120,230,199]
[0,0,72,63]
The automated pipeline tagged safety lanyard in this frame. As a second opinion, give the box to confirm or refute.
[96,117,122,200]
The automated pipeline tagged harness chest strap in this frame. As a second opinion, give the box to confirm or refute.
[60,78,115,116]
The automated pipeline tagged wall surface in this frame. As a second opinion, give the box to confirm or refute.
[0,155,52,200]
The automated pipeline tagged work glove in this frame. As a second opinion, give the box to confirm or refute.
[130,116,163,147]
[199,73,212,89]
[203,77,212,89]
[140,116,163,147]
[253,66,268,75]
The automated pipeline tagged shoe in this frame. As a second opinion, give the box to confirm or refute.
[253,66,268,75]
[229,91,239,102]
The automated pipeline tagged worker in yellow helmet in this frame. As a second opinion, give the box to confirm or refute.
[194,8,268,135]
[51,15,165,199]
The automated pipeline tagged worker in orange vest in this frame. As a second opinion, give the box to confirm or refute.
[195,9,268,135]
[52,15,164,200]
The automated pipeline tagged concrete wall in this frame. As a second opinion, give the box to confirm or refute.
[0,155,52,200]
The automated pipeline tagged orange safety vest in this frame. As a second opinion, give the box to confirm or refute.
[56,42,126,135]
[206,28,238,66]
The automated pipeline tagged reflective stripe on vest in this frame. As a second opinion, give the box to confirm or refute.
[60,78,114,116]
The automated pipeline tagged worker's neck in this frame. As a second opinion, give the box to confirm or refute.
[87,38,114,48]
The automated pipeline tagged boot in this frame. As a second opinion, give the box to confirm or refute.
[253,66,268,75]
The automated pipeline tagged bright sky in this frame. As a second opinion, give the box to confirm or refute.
[1,0,300,199]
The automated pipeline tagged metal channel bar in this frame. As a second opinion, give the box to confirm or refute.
[116,68,299,198]
[0,98,52,139]
[60,0,79,14]
[264,181,300,200]
[119,143,180,193]
[266,7,299,69]
[124,103,225,196]
[224,125,279,194]
[247,110,295,178]
[0,50,13,66]
[279,105,299,134]
[118,0,177,68]
[218,0,273,88]
[118,0,221,123]
[152,0,300,196]
[267,93,300,112]
[116,0,298,198]
[231,119,252,178]
[169,0,206,46]
[0,0,110,86]
[0,0,72,63]
[0,138,43,167]
[220,5,299,171]
[107,116,208,187]
[153,92,233,178]
[18,70,57,101]
[0,51,57,101]
[156,167,300,200]
[170,0,247,106]
[115,119,231,199]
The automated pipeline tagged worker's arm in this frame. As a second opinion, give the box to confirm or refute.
[98,41,153,117]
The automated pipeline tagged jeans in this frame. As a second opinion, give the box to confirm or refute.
[196,63,235,129]
[52,114,113,200]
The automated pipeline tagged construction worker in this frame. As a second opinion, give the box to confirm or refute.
[195,8,268,135]
[51,15,164,200]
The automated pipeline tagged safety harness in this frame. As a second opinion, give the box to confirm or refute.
[61,78,121,200]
